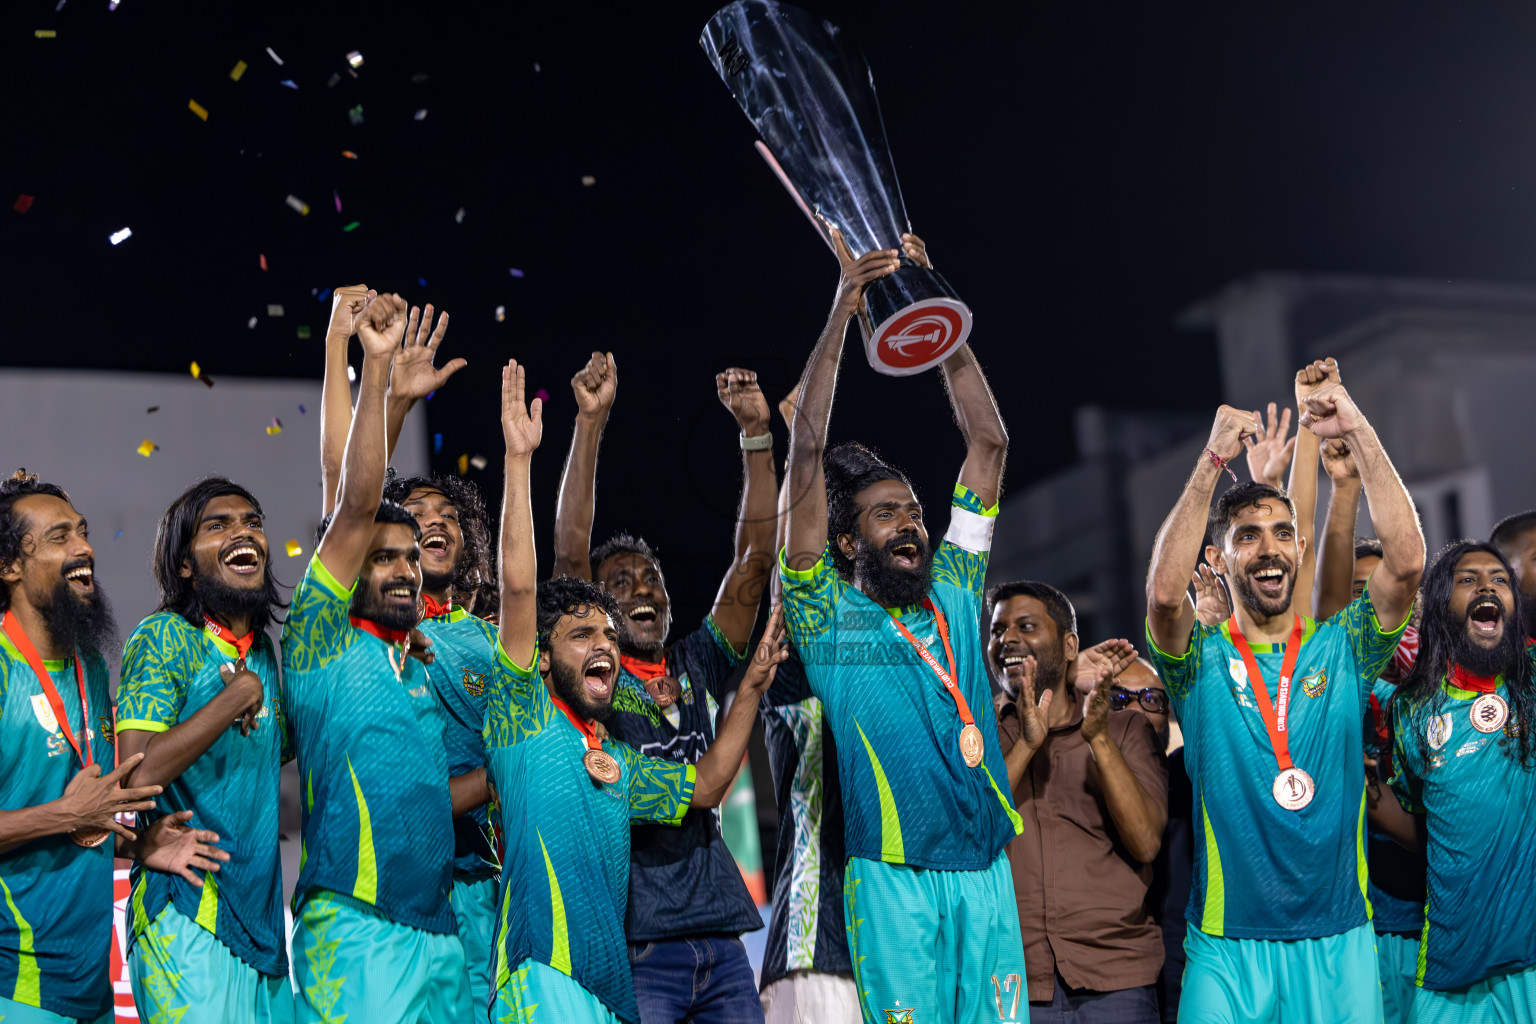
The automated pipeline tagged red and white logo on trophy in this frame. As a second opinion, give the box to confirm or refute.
[870,301,972,376]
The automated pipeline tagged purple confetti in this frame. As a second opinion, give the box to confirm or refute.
[535,388,550,404]
[333,190,342,213]
[425,390,436,401]
[508,267,525,278]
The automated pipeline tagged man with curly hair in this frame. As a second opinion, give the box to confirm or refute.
[486,358,787,1022]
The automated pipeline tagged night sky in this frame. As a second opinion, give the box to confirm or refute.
[10,0,1536,629]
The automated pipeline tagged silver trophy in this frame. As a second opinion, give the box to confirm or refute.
[701,0,972,376]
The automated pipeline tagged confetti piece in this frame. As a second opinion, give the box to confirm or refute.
[411,72,430,84]
[317,288,331,301]
[457,454,468,475]
[297,326,312,340]
[136,439,157,457]
[266,46,283,65]
[454,207,465,224]
[285,540,302,558]
[188,99,209,121]
[56,1,66,9]
[35,30,57,39]
[230,60,247,81]
[298,404,306,414]
[268,304,285,316]
[190,361,201,378]
[266,418,283,435]
[346,365,356,383]
[333,190,341,213]
[247,316,258,328]
[327,72,340,88]
[535,388,551,404]
[581,175,596,186]
[348,105,364,126]
[147,406,159,413]
[433,433,443,454]
[495,305,505,321]
[341,150,358,159]
[259,253,268,271]
[508,268,524,278]
[414,109,428,121]
[418,277,427,287]
[425,390,436,401]
[347,68,358,79]
[108,1,118,9]
[13,195,33,214]
[534,62,542,72]
[279,79,298,90]
[342,221,360,232]
[346,50,364,68]
[113,529,124,540]
[285,195,309,215]
[110,227,132,245]
[469,455,488,471]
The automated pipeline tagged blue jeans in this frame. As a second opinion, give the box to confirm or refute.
[628,936,765,1024]
[1029,974,1160,1024]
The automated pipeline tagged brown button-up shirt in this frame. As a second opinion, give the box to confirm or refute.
[997,695,1168,1002]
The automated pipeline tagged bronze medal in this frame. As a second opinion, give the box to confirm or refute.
[958,724,984,768]
[1271,766,1315,811]
[583,748,622,785]
[69,827,111,848]
[1469,692,1509,734]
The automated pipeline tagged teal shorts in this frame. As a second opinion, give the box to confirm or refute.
[1377,931,1419,1024]
[129,902,293,1024]
[491,958,622,1023]
[0,997,111,1024]
[1408,961,1536,1024]
[290,889,470,1024]
[1180,923,1382,1023]
[453,874,499,1016]
[844,853,1025,1024]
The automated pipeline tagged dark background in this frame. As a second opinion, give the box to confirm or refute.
[10,0,1536,633]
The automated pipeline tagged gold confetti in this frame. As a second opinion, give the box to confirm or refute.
[457,454,468,475]
[190,361,202,378]
[136,439,157,457]
[285,539,302,557]
[230,60,247,81]
[266,423,282,436]
[188,99,208,121]
[35,29,57,38]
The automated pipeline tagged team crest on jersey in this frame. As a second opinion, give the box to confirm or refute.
[462,669,486,697]
[1300,669,1328,698]
[1426,713,1454,751]
[30,693,58,733]
[884,1010,914,1024]
[97,715,115,741]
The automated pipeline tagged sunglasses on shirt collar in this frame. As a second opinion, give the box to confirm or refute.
[1107,686,1170,714]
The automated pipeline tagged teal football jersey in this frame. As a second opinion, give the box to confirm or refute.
[281,554,456,934]
[778,484,1022,871]
[1146,587,1406,940]
[418,607,499,877]
[1365,678,1426,936]
[485,641,694,1024]
[0,633,116,1020]
[117,613,289,977]
[1391,659,1536,990]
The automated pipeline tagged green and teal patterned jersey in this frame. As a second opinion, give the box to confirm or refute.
[0,633,115,1021]
[485,641,695,1024]
[1391,655,1536,991]
[117,612,290,978]
[778,483,1022,871]
[1365,678,1426,937]
[281,554,457,934]
[1146,586,1406,940]
[418,606,500,878]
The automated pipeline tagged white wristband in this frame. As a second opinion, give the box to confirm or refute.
[944,506,995,553]
[740,432,773,452]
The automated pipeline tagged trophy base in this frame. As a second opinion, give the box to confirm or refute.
[863,265,973,376]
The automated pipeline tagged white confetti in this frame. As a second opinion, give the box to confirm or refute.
[346,50,363,68]
[267,304,285,317]
[469,455,488,471]
[109,227,132,245]
[247,316,258,329]
[413,108,428,121]
[346,365,356,383]
[454,207,465,224]
[285,194,310,215]
[266,46,284,65]
[495,305,505,322]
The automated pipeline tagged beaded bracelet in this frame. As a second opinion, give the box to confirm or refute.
[1203,447,1238,484]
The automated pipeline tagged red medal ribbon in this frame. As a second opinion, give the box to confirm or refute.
[421,594,451,620]
[887,598,976,730]
[2,610,92,768]
[1447,663,1499,694]
[350,617,411,645]
[1227,613,1306,775]
[619,654,667,682]
[548,691,603,755]
[1367,692,1389,743]
[204,616,254,662]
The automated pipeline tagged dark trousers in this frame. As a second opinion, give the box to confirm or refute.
[629,936,765,1024]
[1030,974,1160,1024]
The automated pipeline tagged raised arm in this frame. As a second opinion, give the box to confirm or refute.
[1146,406,1259,655]
[784,230,900,570]
[551,352,617,581]
[384,303,465,458]
[498,359,544,667]
[317,294,408,585]
[1314,439,1363,620]
[710,368,777,651]
[1298,359,1424,628]
[691,606,789,807]
[1285,415,1321,619]
[321,285,374,516]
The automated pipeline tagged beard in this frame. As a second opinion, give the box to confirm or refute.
[37,570,119,661]
[195,568,274,630]
[1449,598,1521,677]
[350,581,419,633]
[854,533,932,610]
[548,656,614,724]
[422,563,455,597]
[996,641,1067,699]
[1229,556,1296,618]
